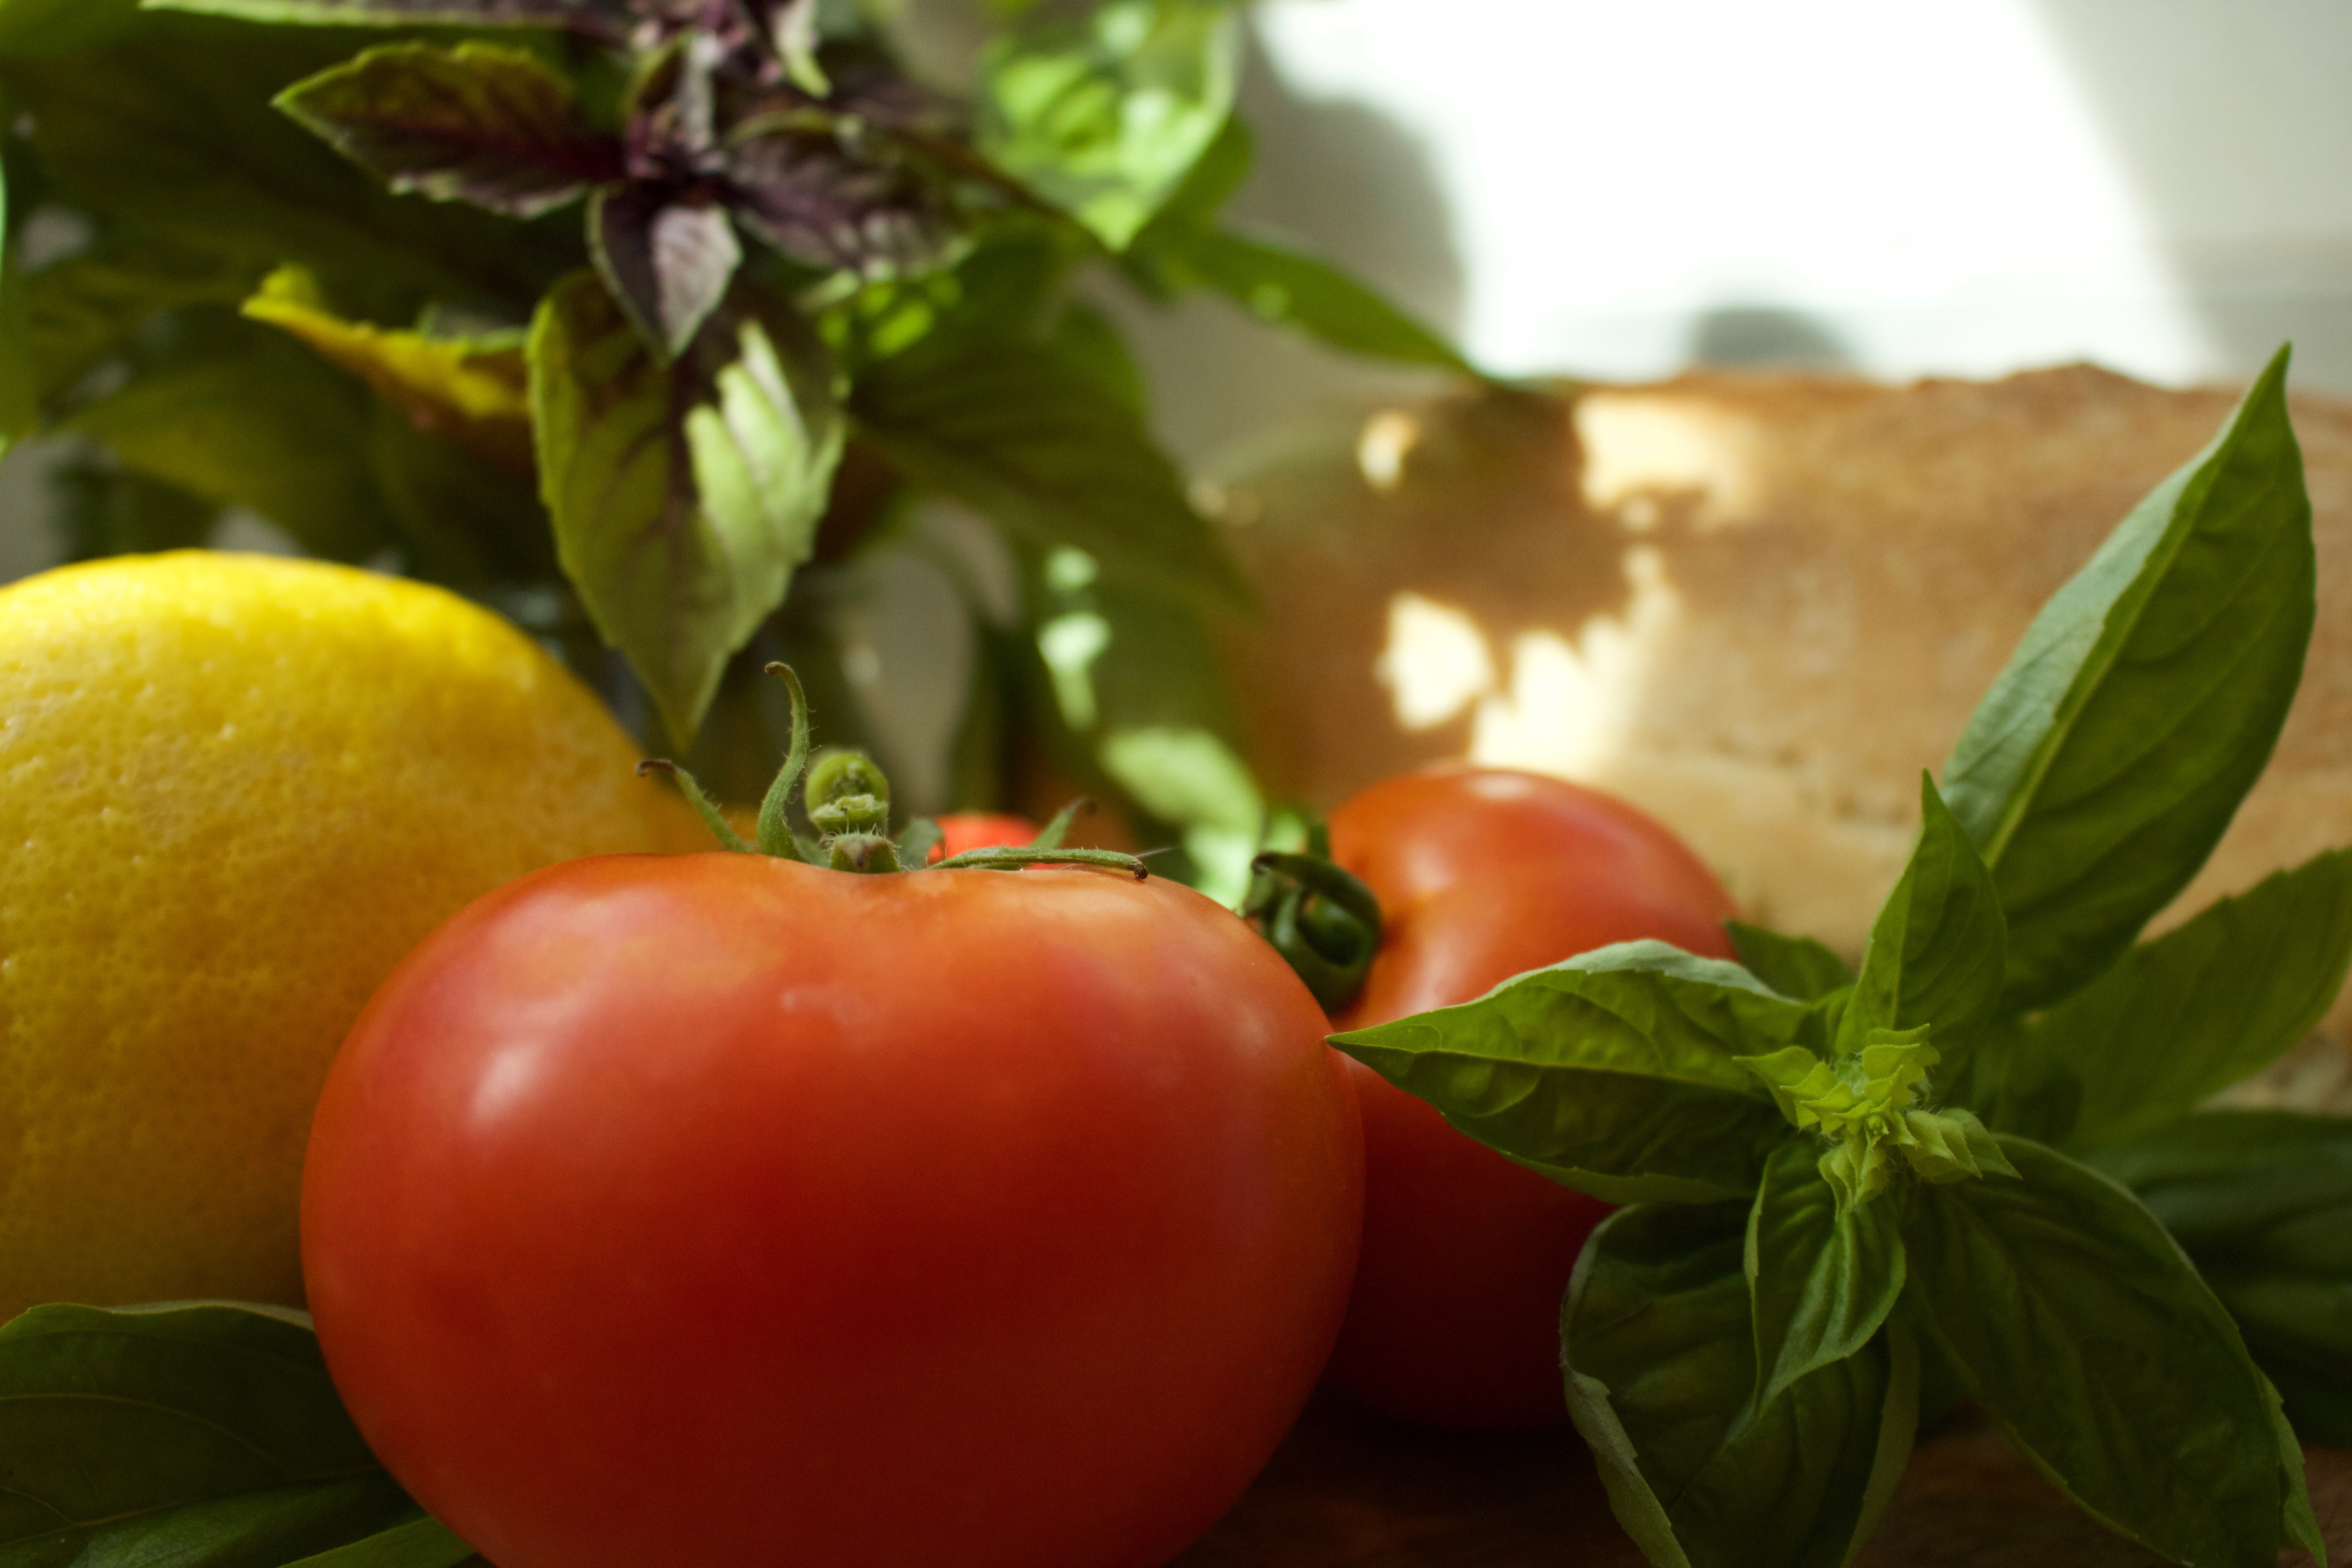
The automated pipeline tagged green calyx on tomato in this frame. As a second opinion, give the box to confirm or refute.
[1242,820,1385,1011]
[641,662,1146,879]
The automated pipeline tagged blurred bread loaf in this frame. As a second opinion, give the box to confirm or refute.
[1212,365,2352,1064]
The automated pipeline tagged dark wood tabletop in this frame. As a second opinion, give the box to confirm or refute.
[1174,1394,2351,1567]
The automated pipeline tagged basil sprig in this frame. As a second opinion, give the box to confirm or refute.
[1333,345,2346,1568]
[0,1301,477,1568]
[2088,1111,2352,1448]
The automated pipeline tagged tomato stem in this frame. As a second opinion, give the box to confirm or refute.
[1243,849,1384,1012]
[753,663,811,859]
[644,665,1149,878]
[1028,797,1091,851]
[933,845,1149,879]
[636,759,756,854]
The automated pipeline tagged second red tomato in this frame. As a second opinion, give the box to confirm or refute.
[1319,766,1737,1430]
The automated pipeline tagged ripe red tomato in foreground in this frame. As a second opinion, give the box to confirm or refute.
[303,854,1363,1568]
[1319,766,1737,1430]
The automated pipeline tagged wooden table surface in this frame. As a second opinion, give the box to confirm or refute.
[1173,1395,2352,1566]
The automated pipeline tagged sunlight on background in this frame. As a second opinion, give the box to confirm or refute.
[1250,0,2352,391]
[1373,548,1684,782]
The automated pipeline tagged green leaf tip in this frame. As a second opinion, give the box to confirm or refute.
[1940,343,2311,1011]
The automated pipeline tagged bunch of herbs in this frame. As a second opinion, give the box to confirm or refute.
[1334,347,2348,1568]
[0,0,1472,894]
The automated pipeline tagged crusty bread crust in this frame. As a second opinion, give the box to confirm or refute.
[1216,365,2352,1058]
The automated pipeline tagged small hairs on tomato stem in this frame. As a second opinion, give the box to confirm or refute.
[644,665,1150,878]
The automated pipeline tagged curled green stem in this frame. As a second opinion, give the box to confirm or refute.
[1244,851,1383,1012]
[753,662,810,859]
[641,666,1146,882]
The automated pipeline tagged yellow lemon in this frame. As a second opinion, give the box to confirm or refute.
[0,551,704,1319]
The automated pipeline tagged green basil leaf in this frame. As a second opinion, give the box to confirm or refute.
[979,0,1239,251]
[370,399,554,588]
[1935,1015,2077,1145]
[283,1512,478,1568]
[62,318,395,561]
[1127,112,1250,256]
[1170,224,1473,372]
[1904,1134,2322,1566]
[141,0,623,32]
[2007,850,2352,1153]
[1563,1201,1918,1568]
[7,17,568,318]
[276,41,618,220]
[0,1301,426,1568]
[28,233,264,408]
[1331,942,1803,1203]
[1043,300,1145,417]
[1840,774,2005,1064]
[819,219,1078,372]
[2088,1110,2352,1447]
[234,267,551,586]
[848,327,1249,613]
[530,269,844,744]
[243,267,535,477]
[938,220,1079,341]
[1016,548,1261,902]
[1941,346,2313,1013]
[1098,726,1260,900]
[0,0,138,56]
[1726,922,1855,1004]
[1745,1139,1906,1412]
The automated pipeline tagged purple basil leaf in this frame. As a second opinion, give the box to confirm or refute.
[276,41,622,218]
[669,32,722,156]
[590,185,742,358]
[618,31,730,186]
[726,128,952,277]
[142,0,629,42]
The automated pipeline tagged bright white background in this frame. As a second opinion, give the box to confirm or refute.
[1119,0,2352,462]
[7,0,2350,568]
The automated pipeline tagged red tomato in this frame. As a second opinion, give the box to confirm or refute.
[1319,766,1737,1430]
[302,855,1363,1568]
[927,810,1038,862]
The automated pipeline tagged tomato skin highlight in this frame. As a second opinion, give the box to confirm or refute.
[302,854,1362,1568]
[1320,766,1737,1430]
